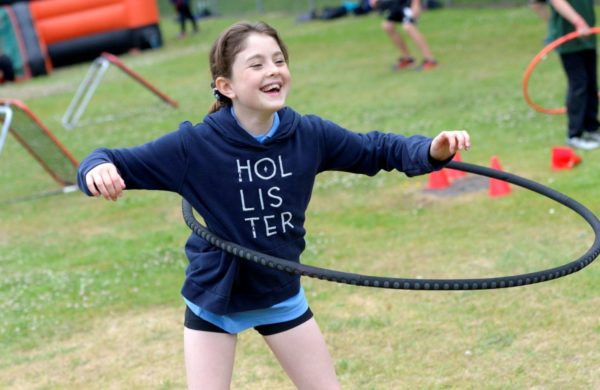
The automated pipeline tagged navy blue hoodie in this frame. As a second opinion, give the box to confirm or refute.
[77,106,447,314]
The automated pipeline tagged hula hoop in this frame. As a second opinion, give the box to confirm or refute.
[182,161,600,291]
[522,27,600,115]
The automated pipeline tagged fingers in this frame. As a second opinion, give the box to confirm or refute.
[430,130,471,161]
[449,130,471,153]
[85,163,126,201]
[439,130,470,152]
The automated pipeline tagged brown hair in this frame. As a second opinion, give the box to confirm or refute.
[208,21,289,113]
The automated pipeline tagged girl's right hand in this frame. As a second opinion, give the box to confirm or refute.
[575,21,591,36]
[85,163,126,201]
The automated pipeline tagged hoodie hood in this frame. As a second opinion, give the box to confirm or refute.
[203,106,301,149]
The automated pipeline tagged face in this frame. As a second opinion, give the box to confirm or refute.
[216,33,291,118]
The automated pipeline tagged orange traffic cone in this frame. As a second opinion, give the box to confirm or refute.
[446,152,467,181]
[489,156,511,197]
[551,146,582,170]
[427,169,450,190]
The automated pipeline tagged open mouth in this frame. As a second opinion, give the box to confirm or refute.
[260,83,281,94]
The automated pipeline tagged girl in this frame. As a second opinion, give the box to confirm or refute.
[171,0,199,38]
[78,21,470,389]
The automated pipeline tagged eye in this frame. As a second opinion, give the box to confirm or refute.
[275,59,286,65]
[250,63,263,69]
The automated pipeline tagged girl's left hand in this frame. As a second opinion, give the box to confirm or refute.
[429,130,471,161]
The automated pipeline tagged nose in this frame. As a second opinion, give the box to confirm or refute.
[266,60,279,76]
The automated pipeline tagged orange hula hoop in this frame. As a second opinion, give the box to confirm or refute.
[522,27,600,115]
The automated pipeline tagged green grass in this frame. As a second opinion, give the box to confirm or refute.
[1,6,600,389]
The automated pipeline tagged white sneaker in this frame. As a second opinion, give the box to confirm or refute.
[566,136,600,150]
[583,131,600,143]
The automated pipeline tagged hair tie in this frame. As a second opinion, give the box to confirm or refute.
[212,88,222,101]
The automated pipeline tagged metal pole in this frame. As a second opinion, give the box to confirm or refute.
[0,105,13,157]
[62,57,110,130]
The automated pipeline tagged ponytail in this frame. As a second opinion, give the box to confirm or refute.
[208,101,223,114]
[208,84,231,114]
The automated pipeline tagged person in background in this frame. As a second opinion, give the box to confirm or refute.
[0,53,15,84]
[549,0,599,150]
[370,0,438,71]
[171,0,199,39]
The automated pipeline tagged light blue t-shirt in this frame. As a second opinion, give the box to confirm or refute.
[231,106,280,143]
[184,108,308,334]
[184,286,308,334]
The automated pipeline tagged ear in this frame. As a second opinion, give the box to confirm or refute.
[215,76,235,100]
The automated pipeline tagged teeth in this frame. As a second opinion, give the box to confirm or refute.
[262,83,280,92]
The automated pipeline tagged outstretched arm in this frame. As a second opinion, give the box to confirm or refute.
[429,130,470,161]
[85,163,126,201]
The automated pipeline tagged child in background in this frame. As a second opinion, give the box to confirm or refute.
[370,0,438,71]
[548,0,599,150]
[77,21,470,388]
[171,0,199,39]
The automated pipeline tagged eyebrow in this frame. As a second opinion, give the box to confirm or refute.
[245,51,284,63]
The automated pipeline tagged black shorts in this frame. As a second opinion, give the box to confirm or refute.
[387,2,416,25]
[184,306,314,336]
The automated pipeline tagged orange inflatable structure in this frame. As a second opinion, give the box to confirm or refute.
[0,0,162,80]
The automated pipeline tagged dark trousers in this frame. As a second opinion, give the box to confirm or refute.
[559,49,599,138]
[0,54,15,83]
[177,5,198,34]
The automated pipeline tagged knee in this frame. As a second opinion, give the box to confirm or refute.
[402,22,415,33]
[382,21,395,33]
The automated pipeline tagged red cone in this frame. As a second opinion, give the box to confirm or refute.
[427,169,450,190]
[489,156,511,197]
[551,146,582,170]
[446,152,467,181]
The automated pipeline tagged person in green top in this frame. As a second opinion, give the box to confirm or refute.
[549,0,599,150]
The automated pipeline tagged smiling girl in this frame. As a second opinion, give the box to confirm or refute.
[77,21,470,389]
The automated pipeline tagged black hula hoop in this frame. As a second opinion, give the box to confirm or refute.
[182,161,600,291]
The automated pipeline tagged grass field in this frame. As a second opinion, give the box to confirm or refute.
[1,5,599,389]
